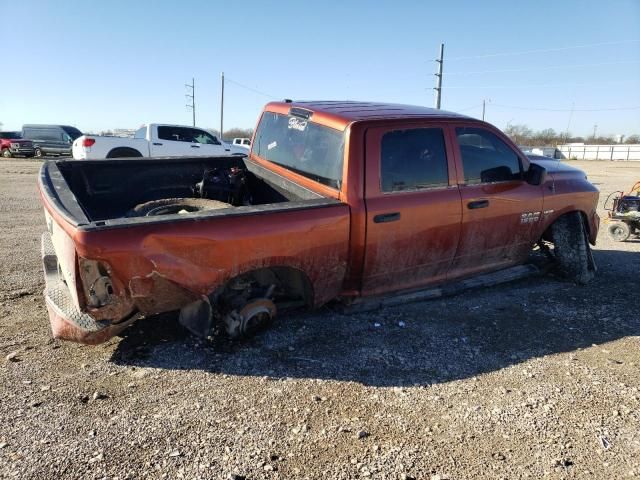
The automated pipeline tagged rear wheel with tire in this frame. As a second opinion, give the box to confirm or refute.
[607,222,631,242]
[549,212,596,284]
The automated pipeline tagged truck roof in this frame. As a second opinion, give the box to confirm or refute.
[265,100,472,130]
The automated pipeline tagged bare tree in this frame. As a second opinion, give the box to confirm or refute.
[222,128,253,142]
[624,134,640,144]
[504,124,533,145]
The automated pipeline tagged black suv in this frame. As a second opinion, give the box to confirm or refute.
[22,125,83,157]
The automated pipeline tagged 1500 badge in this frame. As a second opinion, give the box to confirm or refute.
[520,211,541,224]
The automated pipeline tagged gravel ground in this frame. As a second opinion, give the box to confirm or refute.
[0,158,639,480]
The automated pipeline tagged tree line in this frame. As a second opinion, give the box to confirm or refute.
[503,124,639,146]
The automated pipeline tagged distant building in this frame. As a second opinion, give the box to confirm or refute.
[112,128,136,138]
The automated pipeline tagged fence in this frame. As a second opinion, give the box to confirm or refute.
[557,144,640,161]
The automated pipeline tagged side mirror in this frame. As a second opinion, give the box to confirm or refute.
[526,163,547,186]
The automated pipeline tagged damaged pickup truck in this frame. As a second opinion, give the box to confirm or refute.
[38,101,599,344]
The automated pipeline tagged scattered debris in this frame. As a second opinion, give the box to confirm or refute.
[5,350,21,362]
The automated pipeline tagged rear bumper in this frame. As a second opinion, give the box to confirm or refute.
[41,232,137,344]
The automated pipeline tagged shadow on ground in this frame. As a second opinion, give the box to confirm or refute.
[111,249,639,387]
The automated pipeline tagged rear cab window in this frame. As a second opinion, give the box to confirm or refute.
[455,127,523,184]
[252,111,345,189]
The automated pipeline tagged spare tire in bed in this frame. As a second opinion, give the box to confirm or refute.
[126,198,231,217]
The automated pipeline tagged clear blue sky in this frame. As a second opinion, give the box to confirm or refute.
[3,0,639,137]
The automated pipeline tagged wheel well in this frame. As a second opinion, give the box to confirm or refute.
[214,267,314,310]
[106,147,143,158]
[541,210,589,242]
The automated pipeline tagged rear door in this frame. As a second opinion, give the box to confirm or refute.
[361,123,462,295]
[448,124,543,278]
[150,126,198,156]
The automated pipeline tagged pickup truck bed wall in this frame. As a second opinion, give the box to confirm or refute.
[40,156,351,343]
[44,156,326,224]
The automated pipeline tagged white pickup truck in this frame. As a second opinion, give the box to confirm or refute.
[72,124,246,159]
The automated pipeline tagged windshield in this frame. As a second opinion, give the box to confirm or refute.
[0,132,21,139]
[62,126,83,140]
[253,111,345,189]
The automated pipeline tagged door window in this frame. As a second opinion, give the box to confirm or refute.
[191,129,221,145]
[456,127,522,184]
[380,128,449,192]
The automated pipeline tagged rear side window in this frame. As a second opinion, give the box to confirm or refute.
[381,128,449,192]
[456,127,522,184]
[24,128,61,141]
[158,126,194,142]
[134,127,146,139]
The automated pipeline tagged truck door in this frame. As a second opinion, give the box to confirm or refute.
[448,124,543,278]
[151,126,208,157]
[190,129,230,156]
[361,124,462,296]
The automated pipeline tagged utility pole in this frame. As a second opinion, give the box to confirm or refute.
[482,99,491,121]
[220,72,225,140]
[564,102,575,143]
[185,77,195,127]
[592,124,598,139]
[434,43,444,109]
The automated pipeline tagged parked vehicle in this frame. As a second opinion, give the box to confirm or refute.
[72,124,247,159]
[604,181,640,242]
[0,132,35,158]
[38,101,599,345]
[232,137,251,149]
[22,125,83,157]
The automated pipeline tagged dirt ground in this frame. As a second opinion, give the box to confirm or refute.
[0,158,638,480]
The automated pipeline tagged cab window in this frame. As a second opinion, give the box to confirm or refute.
[380,128,449,192]
[456,127,522,184]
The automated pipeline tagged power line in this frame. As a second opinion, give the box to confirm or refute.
[455,104,484,112]
[445,80,636,89]
[490,103,640,112]
[446,59,640,75]
[225,77,277,99]
[447,39,640,61]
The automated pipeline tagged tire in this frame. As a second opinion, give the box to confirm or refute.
[106,148,143,159]
[1,149,11,158]
[126,198,230,217]
[607,222,631,242]
[34,148,43,158]
[549,212,596,284]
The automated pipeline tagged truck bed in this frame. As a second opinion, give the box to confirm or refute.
[38,155,351,344]
[40,156,339,229]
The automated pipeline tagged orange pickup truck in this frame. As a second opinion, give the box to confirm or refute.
[38,101,599,344]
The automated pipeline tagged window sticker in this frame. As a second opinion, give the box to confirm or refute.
[288,117,307,131]
[267,141,277,150]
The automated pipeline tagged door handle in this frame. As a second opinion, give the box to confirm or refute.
[191,145,200,148]
[152,142,163,146]
[373,212,400,223]
[467,200,489,209]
